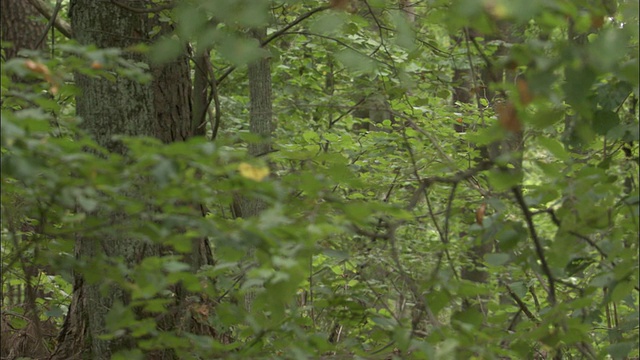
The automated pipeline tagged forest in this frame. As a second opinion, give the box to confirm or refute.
[1,0,638,359]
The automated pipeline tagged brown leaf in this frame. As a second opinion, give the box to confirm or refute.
[330,0,350,11]
[476,203,487,225]
[516,78,533,106]
[497,101,522,133]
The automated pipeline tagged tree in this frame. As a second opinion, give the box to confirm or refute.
[1,0,638,359]
[1,0,47,60]
[50,1,212,358]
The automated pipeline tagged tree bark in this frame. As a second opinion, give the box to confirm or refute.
[51,1,212,359]
[233,28,273,219]
[1,0,47,60]
[231,28,273,311]
[1,4,51,359]
[455,24,524,309]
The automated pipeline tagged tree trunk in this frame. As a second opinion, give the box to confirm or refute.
[232,28,273,218]
[51,1,211,359]
[231,28,273,310]
[1,4,51,359]
[1,0,47,60]
[455,23,524,308]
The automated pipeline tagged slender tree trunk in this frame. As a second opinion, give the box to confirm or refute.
[51,1,211,359]
[247,30,273,167]
[232,28,273,218]
[231,28,273,310]
[456,23,524,307]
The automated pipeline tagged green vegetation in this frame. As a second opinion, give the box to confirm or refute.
[1,0,638,359]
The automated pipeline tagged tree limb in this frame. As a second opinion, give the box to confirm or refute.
[26,0,73,39]
[217,5,331,84]
[512,186,557,305]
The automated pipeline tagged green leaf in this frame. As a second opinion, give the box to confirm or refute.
[537,137,569,162]
[309,12,347,35]
[149,36,185,64]
[593,110,620,136]
[163,260,190,273]
[606,342,636,360]
[335,49,376,74]
[302,130,320,143]
[486,169,522,191]
[589,28,627,72]
[389,10,415,50]
[45,306,65,318]
[452,308,483,327]
[217,32,267,66]
[485,253,510,266]
[563,66,596,116]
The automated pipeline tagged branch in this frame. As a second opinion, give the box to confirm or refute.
[405,160,492,211]
[110,0,175,14]
[512,186,556,305]
[503,282,538,322]
[217,5,331,84]
[26,0,73,38]
[261,5,330,48]
[542,208,608,258]
[35,0,63,49]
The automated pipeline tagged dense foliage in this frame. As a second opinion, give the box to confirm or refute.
[1,0,638,359]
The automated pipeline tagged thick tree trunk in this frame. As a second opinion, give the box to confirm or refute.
[0,4,51,359]
[51,1,211,359]
[1,0,47,60]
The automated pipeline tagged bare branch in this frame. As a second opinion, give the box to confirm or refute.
[26,0,73,38]
[512,186,557,305]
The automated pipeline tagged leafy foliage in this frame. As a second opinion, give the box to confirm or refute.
[1,0,638,359]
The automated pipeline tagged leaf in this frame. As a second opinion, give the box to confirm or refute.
[475,203,486,225]
[389,10,415,50]
[238,162,269,181]
[484,253,510,266]
[217,32,267,66]
[149,36,185,64]
[302,130,320,143]
[563,66,596,116]
[497,101,522,133]
[509,281,527,298]
[593,110,620,136]
[451,308,482,327]
[537,137,569,162]
[486,169,522,191]
[335,49,376,74]
[45,306,65,318]
[606,342,636,360]
[589,28,627,72]
[310,12,347,34]
[528,107,564,129]
[163,260,190,273]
